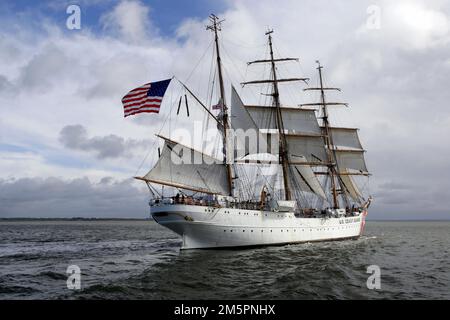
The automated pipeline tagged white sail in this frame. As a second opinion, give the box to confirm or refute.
[230,86,268,157]
[246,105,321,134]
[144,139,229,195]
[335,149,368,172]
[235,153,326,198]
[291,155,327,199]
[230,86,259,132]
[256,133,327,163]
[325,127,362,150]
[286,134,328,163]
[340,169,363,203]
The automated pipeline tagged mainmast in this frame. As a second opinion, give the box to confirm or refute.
[207,14,233,196]
[242,30,308,200]
[267,30,291,200]
[317,62,339,207]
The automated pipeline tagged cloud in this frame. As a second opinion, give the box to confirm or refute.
[100,0,155,43]
[0,176,149,218]
[385,1,450,50]
[19,44,74,91]
[0,74,12,92]
[59,124,151,159]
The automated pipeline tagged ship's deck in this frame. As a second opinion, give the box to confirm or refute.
[149,195,364,218]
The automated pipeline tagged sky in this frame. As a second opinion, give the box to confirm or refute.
[0,0,449,219]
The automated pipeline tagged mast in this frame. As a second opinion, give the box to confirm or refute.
[300,63,364,208]
[207,14,233,196]
[266,30,291,200]
[316,62,337,207]
[242,30,308,200]
[315,61,349,208]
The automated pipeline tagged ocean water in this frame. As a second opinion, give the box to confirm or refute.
[0,220,448,300]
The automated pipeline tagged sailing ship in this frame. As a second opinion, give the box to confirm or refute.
[133,15,372,249]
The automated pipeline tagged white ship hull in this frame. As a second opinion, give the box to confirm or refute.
[150,204,367,249]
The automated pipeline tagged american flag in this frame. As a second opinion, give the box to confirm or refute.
[122,79,171,117]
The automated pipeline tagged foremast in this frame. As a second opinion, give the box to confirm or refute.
[207,14,234,196]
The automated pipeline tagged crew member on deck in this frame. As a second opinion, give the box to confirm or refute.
[260,186,267,210]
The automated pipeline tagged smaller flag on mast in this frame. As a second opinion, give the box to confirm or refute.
[212,98,223,110]
[122,78,171,117]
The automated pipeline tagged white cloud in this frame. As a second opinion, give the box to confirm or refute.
[385,1,450,50]
[100,0,155,43]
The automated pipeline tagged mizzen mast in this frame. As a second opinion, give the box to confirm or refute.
[207,14,234,196]
[301,61,349,208]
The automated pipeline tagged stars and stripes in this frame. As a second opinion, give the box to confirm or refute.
[122,78,171,117]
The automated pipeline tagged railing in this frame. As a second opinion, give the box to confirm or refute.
[149,197,220,207]
[149,197,364,217]
[149,196,266,210]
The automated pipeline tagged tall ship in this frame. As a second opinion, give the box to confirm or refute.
[132,15,372,249]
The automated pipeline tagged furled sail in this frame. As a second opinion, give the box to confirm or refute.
[144,137,229,195]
